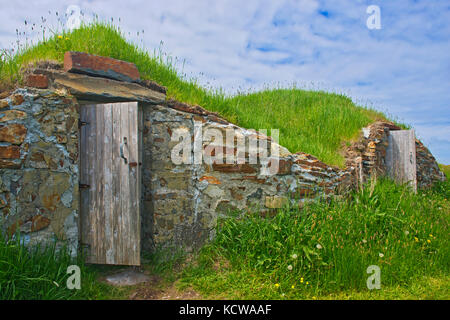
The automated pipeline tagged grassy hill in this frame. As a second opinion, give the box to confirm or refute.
[1,22,392,166]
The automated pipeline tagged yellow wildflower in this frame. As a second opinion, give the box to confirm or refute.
[300,277,304,283]
[414,237,419,242]
[291,285,295,289]
[427,239,431,243]
[275,283,280,288]
[58,35,63,39]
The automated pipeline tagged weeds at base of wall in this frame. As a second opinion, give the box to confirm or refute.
[177,178,449,299]
[0,230,113,299]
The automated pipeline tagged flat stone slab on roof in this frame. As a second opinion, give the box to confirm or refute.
[35,69,166,104]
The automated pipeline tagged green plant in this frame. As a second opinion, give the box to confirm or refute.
[0,233,112,300]
[180,178,449,299]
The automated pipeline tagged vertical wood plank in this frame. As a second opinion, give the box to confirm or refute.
[103,104,114,264]
[128,102,140,265]
[87,105,97,263]
[111,103,121,263]
[95,105,105,263]
[119,103,130,264]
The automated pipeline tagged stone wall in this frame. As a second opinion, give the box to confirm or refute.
[343,121,446,189]
[0,53,445,258]
[141,101,354,252]
[0,88,79,255]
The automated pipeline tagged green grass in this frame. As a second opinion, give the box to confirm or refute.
[178,178,450,299]
[439,164,450,179]
[0,22,391,166]
[0,234,118,299]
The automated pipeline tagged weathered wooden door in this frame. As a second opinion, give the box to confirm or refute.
[386,130,417,192]
[80,102,141,265]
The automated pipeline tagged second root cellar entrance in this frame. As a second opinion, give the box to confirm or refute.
[79,102,142,266]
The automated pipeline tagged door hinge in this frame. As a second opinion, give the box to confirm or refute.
[78,120,88,129]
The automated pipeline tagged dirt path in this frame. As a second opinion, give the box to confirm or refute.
[129,280,202,300]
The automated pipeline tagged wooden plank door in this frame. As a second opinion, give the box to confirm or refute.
[80,102,140,265]
[386,130,417,192]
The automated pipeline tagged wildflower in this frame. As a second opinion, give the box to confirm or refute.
[429,234,433,238]
[312,296,317,300]
[414,237,419,242]
[300,277,304,283]
[379,253,384,258]
[65,37,69,40]
[275,283,280,288]
[427,239,431,244]
[57,35,62,39]
[287,265,293,271]
[292,253,298,259]
[316,244,322,250]
[291,285,295,289]
[306,281,309,285]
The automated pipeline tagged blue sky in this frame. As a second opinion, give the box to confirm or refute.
[1,0,449,163]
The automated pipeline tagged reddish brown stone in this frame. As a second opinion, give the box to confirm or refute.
[269,158,292,175]
[295,158,329,170]
[206,146,236,157]
[31,215,51,232]
[0,146,21,159]
[193,115,207,123]
[0,124,27,144]
[212,163,257,174]
[25,74,49,89]
[230,188,244,201]
[291,188,317,198]
[64,51,140,82]
[0,159,21,169]
[199,176,221,185]
[10,94,24,106]
[166,99,229,124]
[8,219,23,236]
[139,79,167,94]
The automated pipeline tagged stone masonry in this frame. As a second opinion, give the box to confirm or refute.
[0,52,446,258]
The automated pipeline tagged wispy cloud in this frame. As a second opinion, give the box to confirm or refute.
[1,0,449,163]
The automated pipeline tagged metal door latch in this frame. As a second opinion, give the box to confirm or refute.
[120,137,128,164]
